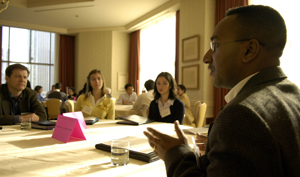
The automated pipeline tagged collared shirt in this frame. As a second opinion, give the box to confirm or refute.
[9,91,23,116]
[133,90,154,111]
[9,91,23,124]
[157,98,175,118]
[38,93,45,101]
[225,72,259,103]
[116,92,138,104]
[88,91,106,108]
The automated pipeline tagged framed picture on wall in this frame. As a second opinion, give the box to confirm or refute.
[118,72,128,91]
[182,35,199,62]
[182,64,199,89]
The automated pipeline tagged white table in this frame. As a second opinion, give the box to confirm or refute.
[115,105,139,118]
[0,120,200,177]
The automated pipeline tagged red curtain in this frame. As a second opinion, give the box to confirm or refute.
[128,30,140,95]
[59,35,75,93]
[175,10,180,84]
[213,0,248,120]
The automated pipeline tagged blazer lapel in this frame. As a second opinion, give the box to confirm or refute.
[238,66,286,96]
[2,100,11,115]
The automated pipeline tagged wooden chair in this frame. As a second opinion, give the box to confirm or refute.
[46,99,62,120]
[195,103,207,128]
[65,100,75,112]
[193,101,202,119]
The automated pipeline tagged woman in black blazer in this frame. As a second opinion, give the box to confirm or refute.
[148,72,184,124]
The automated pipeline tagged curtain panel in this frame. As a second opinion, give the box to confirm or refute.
[128,30,140,95]
[175,10,180,84]
[59,35,75,93]
[213,0,248,120]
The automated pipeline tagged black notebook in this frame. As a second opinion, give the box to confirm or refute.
[32,120,56,130]
[85,117,99,125]
[95,136,159,163]
[117,115,153,125]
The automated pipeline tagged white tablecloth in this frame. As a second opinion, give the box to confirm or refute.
[115,105,139,118]
[0,120,199,177]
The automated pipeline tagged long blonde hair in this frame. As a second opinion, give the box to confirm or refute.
[85,69,106,97]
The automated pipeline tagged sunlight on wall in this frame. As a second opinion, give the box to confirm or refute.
[250,0,300,87]
[139,12,176,93]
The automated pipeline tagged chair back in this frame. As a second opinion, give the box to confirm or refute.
[46,99,62,120]
[195,103,207,127]
[193,101,201,119]
[65,100,75,112]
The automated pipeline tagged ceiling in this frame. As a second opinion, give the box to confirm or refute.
[0,0,180,33]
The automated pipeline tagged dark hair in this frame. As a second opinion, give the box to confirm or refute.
[34,85,42,93]
[154,72,177,101]
[144,80,155,91]
[226,5,286,57]
[86,69,106,96]
[55,82,62,89]
[68,87,76,95]
[178,85,186,93]
[125,83,133,90]
[78,83,87,96]
[5,64,30,77]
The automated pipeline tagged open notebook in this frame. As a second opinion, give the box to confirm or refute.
[95,135,159,163]
[117,115,153,125]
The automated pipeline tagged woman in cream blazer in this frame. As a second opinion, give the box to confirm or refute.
[177,85,195,127]
[75,69,115,119]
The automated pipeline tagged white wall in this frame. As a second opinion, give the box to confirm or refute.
[111,31,130,99]
[74,31,113,94]
[179,0,215,118]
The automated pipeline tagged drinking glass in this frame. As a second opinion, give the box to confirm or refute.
[111,139,130,166]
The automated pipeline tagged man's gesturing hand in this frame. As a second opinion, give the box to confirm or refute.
[143,120,188,161]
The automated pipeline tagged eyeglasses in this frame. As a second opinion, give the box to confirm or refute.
[210,39,250,52]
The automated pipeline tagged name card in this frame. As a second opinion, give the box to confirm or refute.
[52,115,86,143]
[63,111,87,129]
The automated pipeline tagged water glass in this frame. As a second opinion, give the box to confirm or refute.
[111,139,130,166]
[20,117,31,130]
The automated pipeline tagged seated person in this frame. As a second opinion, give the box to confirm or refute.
[48,82,68,113]
[177,84,195,127]
[78,83,87,96]
[75,69,115,119]
[148,72,184,124]
[0,64,47,125]
[143,5,300,176]
[133,79,155,117]
[116,83,138,105]
[34,85,46,101]
[68,87,77,100]
[46,85,55,98]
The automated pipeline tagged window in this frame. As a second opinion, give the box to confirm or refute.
[249,0,300,87]
[139,12,176,93]
[1,26,56,94]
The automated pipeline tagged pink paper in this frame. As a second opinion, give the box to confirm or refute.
[63,111,87,129]
[52,115,86,143]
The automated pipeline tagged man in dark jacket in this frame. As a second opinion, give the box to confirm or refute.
[144,5,300,177]
[0,64,47,125]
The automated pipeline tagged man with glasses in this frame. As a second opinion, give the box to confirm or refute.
[116,83,138,105]
[144,5,300,176]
